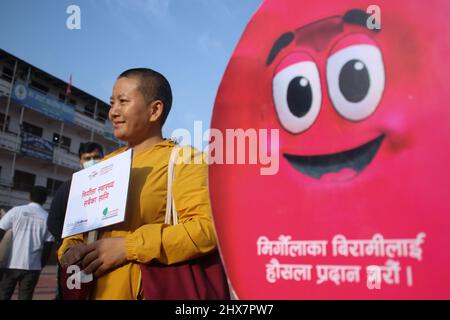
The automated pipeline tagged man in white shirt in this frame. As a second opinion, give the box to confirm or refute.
[0,186,54,300]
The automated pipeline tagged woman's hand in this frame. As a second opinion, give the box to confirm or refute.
[81,237,127,278]
[60,243,94,269]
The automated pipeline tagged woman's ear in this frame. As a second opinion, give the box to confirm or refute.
[149,100,164,123]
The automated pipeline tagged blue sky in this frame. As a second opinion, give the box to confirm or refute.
[0,0,262,142]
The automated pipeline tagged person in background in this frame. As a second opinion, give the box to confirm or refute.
[0,186,54,300]
[48,142,104,243]
[47,141,104,299]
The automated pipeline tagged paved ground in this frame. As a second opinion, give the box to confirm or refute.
[11,264,57,300]
[9,264,235,300]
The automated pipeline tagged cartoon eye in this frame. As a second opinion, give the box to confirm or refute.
[273,61,322,134]
[327,44,385,121]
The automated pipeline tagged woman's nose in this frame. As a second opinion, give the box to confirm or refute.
[109,105,120,118]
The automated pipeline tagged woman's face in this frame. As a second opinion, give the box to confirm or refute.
[109,77,151,145]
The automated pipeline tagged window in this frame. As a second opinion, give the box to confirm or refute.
[97,109,108,123]
[46,178,64,196]
[68,98,77,107]
[53,133,71,151]
[13,170,36,192]
[1,67,13,81]
[22,121,43,137]
[29,81,49,94]
[0,113,10,131]
[84,104,95,118]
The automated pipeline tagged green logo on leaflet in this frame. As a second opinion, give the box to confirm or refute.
[101,208,118,221]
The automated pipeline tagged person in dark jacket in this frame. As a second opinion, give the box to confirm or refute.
[47,142,104,299]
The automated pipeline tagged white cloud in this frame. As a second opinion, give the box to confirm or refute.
[141,0,170,18]
[198,0,232,17]
[102,0,174,40]
[105,0,171,19]
[197,32,223,55]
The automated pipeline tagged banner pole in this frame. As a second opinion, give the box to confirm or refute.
[9,66,28,190]
[2,59,18,133]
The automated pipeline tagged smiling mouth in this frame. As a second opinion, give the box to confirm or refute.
[284,135,385,180]
[112,121,125,127]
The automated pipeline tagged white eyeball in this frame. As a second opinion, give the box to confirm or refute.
[327,44,385,121]
[273,61,322,134]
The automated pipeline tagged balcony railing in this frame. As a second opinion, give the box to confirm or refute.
[53,147,80,170]
[0,78,11,96]
[0,131,80,170]
[73,111,105,134]
[0,130,19,152]
[0,177,13,188]
[0,186,51,211]
[1,77,120,149]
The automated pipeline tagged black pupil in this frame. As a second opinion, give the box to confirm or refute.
[287,76,312,118]
[339,59,370,103]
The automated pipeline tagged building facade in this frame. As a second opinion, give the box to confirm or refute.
[0,48,124,211]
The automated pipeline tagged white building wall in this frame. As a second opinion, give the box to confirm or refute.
[0,51,123,210]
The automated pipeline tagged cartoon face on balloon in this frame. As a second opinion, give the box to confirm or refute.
[210,0,450,299]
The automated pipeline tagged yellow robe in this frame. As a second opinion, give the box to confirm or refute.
[58,139,217,299]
